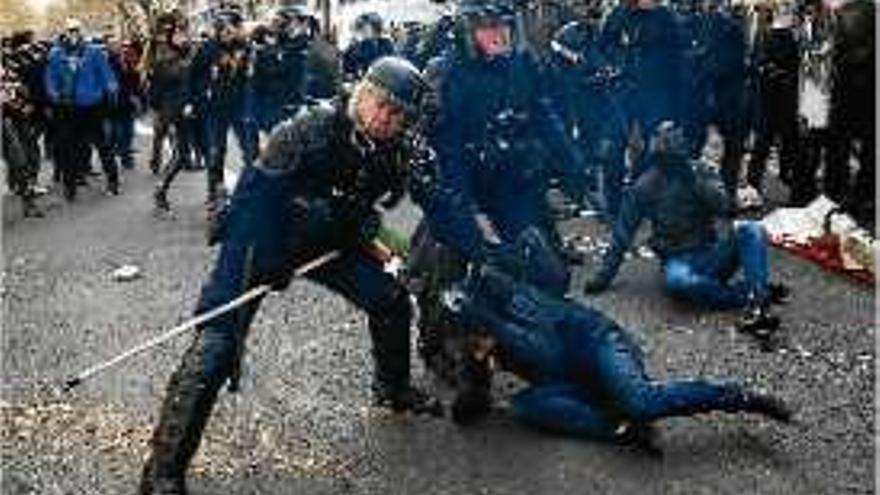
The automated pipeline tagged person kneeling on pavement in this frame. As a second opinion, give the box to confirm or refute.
[436,255,793,447]
[138,57,442,495]
[583,121,789,341]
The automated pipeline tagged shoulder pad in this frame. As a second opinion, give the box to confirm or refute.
[260,101,341,170]
[422,55,453,90]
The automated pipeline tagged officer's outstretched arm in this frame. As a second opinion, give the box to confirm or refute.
[416,58,498,262]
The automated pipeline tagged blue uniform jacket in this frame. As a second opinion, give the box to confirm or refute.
[422,51,587,261]
[190,39,254,116]
[599,5,687,129]
[342,37,395,79]
[44,41,118,108]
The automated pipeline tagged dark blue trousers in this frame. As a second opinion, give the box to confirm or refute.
[195,166,412,392]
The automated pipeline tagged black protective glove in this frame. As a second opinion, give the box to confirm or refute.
[582,273,610,294]
[333,203,381,248]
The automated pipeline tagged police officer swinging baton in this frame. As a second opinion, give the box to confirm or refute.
[63,250,341,391]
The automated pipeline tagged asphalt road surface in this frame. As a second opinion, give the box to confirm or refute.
[2,128,876,495]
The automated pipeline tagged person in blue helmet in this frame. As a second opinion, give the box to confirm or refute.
[342,12,396,80]
[138,57,442,495]
[583,121,790,343]
[420,0,595,300]
[189,6,258,207]
[548,9,630,219]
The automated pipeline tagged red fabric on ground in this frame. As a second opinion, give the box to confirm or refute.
[771,234,874,286]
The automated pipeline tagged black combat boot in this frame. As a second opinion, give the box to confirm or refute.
[768,283,791,305]
[450,349,493,425]
[369,295,444,417]
[614,420,663,457]
[373,382,444,417]
[715,384,793,424]
[154,189,170,211]
[138,337,224,495]
[21,193,44,218]
[736,305,780,342]
[742,389,793,423]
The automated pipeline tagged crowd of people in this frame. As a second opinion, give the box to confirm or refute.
[2,0,874,226]
[0,2,874,493]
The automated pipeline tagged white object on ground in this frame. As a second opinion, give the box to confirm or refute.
[761,195,877,274]
[761,195,838,244]
[111,264,142,282]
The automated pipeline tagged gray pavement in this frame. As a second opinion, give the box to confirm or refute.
[1,129,876,494]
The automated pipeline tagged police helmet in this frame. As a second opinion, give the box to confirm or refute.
[354,12,384,33]
[458,0,516,24]
[363,56,427,116]
[649,121,689,161]
[275,5,309,22]
[213,5,244,30]
[455,0,519,58]
[552,21,592,54]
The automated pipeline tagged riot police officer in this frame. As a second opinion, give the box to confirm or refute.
[599,0,690,177]
[189,6,258,206]
[138,57,442,495]
[422,0,591,299]
[679,0,747,197]
[342,12,396,80]
[251,6,309,135]
[549,13,629,219]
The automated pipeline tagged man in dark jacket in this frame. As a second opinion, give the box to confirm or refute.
[433,262,792,440]
[106,35,142,171]
[2,30,46,217]
[583,122,787,340]
[138,57,442,495]
[146,11,193,177]
[745,10,801,199]
[825,0,874,228]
